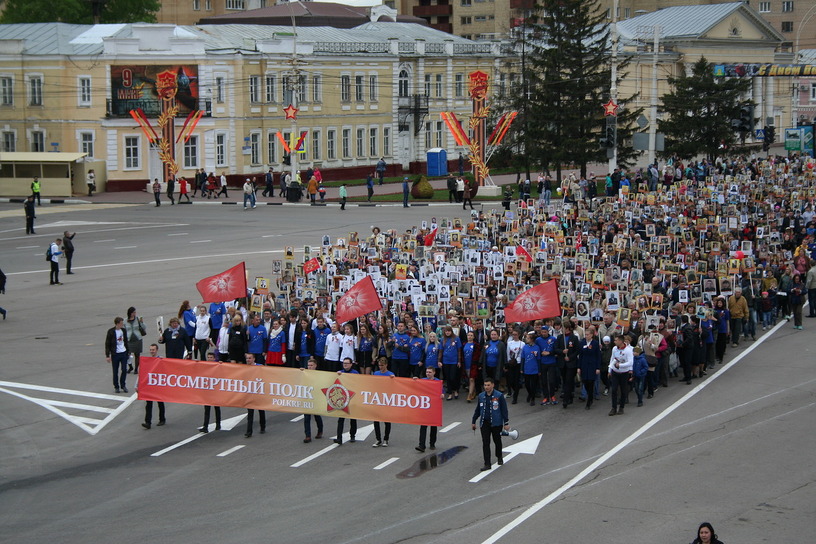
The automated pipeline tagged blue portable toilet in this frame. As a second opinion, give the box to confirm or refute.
[426,148,448,177]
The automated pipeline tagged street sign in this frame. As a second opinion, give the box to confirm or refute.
[785,128,803,152]
[755,128,765,140]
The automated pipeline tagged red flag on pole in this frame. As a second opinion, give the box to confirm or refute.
[304,257,321,274]
[195,262,247,303]
[503,280,560,324]
[424,228,438,247]
[516,245,533,262]
[335,276,381,325]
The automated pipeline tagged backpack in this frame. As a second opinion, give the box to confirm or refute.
[45,246,52,262]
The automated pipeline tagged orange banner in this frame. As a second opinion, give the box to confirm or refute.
[137,358,443,426]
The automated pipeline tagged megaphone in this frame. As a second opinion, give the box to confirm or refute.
[501,428,519,440]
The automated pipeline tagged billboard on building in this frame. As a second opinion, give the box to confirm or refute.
[110,65,199,117]
[713,64,816,78]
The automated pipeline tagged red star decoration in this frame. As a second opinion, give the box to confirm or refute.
[603,99,619,117]
[321,378,355,414]
[283,104,299,120]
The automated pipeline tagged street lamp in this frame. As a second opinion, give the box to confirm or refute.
[792,3,816,128]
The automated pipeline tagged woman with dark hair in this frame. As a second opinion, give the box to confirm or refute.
[788,273,805,330]
[690,522,724,544]
[178,300,196,339]
[124,306,147,374]
[438,326,462,400]
[712,297,730,365]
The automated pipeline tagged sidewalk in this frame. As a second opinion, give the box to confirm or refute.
[0,166,595,205]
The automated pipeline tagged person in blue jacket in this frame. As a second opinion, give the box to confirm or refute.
[471,377,510,471]
[333,358,359,445]
[408,325,427,378]
[578,327,602,410]
[312,316,331,370]
[520,332,540,406]
[537,326,559,405]
[632,346,650,407]
[208,302,227,344]
[424,332,440,378]
[439,326,462,400]
[388,321,412,378]
[180,300,196,339]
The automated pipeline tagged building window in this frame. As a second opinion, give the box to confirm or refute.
[124,136,140,169]
[312,75,321,102]
[215,76,225,103]
[398,70,409,97]
[383,126,390,156]
[461,0,471,5]
[781,21,793,32]
[355,75,364,102]
[79,77,91,106]
[30,130,44,152]
[758,1,770,11]
[250,132,260,165]
[782,1,794,12]
[265,75,276,103]
[29,76,43,106]
[312,130,320,160]
[436,121,443,148]
[297,74,307,104]
[461,16,472,24]
[193,0,200,9]
[498,73,506,96]
[216,133,227,166]
[80,132,94,158]
[1,76,13,105]
[183,135,198,168]
[356,128,365,157]
[369,127,377,157]
[424,122,432,150]
[282,76,294,104]
[810,83,816,101]
[341,75,350,102]
[249,76,260,103]
[435,74,443,98]
[2,131,15,152]
[475,15,486,22]
[327,129,336,159]
[455,73,464,98]
[267,132,277,164]
[424,74,431,96]
[205,0,211,9]
[369,75,377,102]
[226,0,245,9]
[342,128,350,158]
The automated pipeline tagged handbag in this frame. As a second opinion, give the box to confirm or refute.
[668,352,679,373]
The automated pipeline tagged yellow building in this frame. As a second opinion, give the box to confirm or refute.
[0,21,503,196]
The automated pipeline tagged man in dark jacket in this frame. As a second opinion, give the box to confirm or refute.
[556,322,581,408]
[105,316,130,393]
[471,377,510,471]
[24,195,36,234]
[158,317,192,359]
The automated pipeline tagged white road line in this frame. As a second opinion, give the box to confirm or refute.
[373,457,400,470]
[440,421,461,433]
[290,415,304,422]
[189,240,211,244]
[0,381,124,400]
[6,249,286,276]
[290,443,339,468]
[216,445,246,457]
[16,245,38,249]
[114,246,137,249]
[167,233,189,236]
[151,433,206,457]
[290,424,375,467]
[262,234,283,238]
[94,239,115,243]
[40,399,115,414]
[479,317,789,544]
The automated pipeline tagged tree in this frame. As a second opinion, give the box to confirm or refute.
[500,0,639,181]
[0,0,159,24]
[657,57,753,160]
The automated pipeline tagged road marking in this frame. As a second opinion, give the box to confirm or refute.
[0,221,189,239]
[6,249,285,276]
[480,318,789,544]
[0,204,138,223]
[469,434,542,483]
[0,380,136,436]
[190,240,211,244]
[440,421,461,433]
[290,415,304,422]
[94,239,115,243]
[114,246,137,249]
[262,234,283,238]
[16,245,38,249]
[167,232,189,236]
[373,457,400,470]
[216,445,246,457]
[291,424,374,468]
[151,414,246,457]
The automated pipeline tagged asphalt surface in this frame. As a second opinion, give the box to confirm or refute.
[0,201,813,544]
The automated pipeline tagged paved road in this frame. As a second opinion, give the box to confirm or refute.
[0,201,813,544]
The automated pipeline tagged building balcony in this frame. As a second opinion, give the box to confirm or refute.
[413,4,453,17]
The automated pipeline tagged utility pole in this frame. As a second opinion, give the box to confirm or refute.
[648,25,661,166]
[286,9,303,187]
[608,0,619,174]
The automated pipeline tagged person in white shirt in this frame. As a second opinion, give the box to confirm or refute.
[323,322,343,371]
[340,323,358,366]
[194,305,213,360]
[608,335,633,416]
[216,318,230,362]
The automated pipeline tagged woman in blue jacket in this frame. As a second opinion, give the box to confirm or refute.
[438,326,462,400]
[578,327,601,410]
[520,332,540,406]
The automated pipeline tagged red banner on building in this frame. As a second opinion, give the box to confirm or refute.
[137,357,443,426]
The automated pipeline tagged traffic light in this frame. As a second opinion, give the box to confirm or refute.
[762,126,770,151]
[733,104,754,133]
[600,124,616,148]
[282,153,291,166]
[766,125,775,144]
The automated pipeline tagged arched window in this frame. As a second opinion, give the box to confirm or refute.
[398,69,409,97]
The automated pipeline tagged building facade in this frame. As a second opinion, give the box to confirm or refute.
[0,21,504,194]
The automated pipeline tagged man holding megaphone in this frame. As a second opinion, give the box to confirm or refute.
[472,377,510,471]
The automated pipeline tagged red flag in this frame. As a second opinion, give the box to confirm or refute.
[516,245,533,262]
[335,276,381,325]
[503,280,560,324]
[196,262,247,303]
[304,257,321,274]
[424,228,438,247]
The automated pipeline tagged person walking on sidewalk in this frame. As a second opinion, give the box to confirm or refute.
[402,177,410,208]
[178,177,191,202]
[152,179,161,207]
[366,172,375,202]
[31,176,41,206]
[462,178,474,210]
[166,176,176,205]
[339,184,347,211]
[217,171,229,198]
[24,195,36,234]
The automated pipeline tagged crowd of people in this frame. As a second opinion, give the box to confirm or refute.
[102,153,813,468]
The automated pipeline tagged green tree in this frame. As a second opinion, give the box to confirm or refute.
[0,0,159,24]
[501,0,640,181]
[658,57,753,160]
